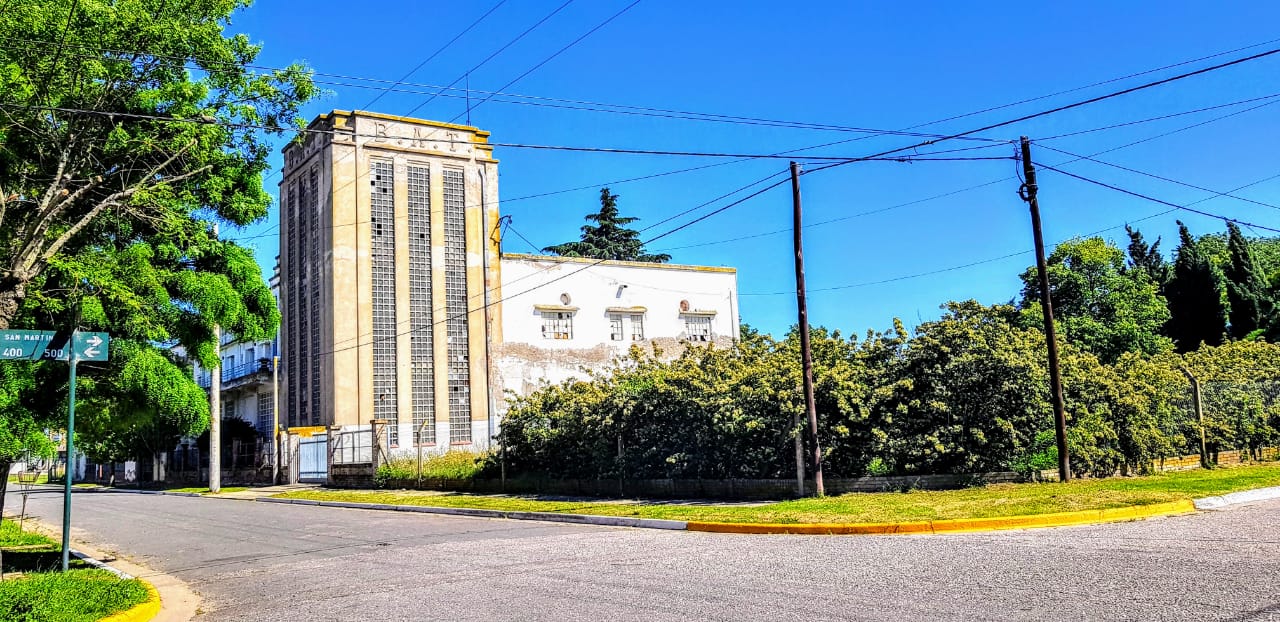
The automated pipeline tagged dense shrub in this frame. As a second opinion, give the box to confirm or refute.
[499,302,1280,481]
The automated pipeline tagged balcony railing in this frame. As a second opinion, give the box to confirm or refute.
[197,358,273,388]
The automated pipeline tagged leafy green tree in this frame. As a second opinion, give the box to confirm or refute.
[1166,222,1227,352]
[0,0,315,484]
[1222,222,1273,339]
[1019,237,1172,364]
[543,188,671,263]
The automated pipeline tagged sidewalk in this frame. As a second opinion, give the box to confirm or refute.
[9,514,200,622]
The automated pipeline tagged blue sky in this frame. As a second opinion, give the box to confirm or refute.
[224,1,1280,337]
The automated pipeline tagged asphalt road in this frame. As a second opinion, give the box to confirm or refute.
[9,487,1280,621]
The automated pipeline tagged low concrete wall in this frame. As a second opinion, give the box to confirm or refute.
[374,471,1028,500]
[330,463,376,488]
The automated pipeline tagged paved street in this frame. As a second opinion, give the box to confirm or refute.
[9,487,1280,621]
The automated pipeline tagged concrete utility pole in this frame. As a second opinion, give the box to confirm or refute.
[209,325,221,493]
[1180,367,1209,468]
[61,324,77,572]
[790,162,824,497]
[1018,137,1071,483]
[209,223,222,494]
[272,354,280,485]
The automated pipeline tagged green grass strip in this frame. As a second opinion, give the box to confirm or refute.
[272,462,1280,524]
[0,569,149,622]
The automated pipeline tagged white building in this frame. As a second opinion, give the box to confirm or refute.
[494,253,740,408]
[191,267,281,441]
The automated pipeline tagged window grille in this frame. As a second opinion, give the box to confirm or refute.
[443,168,471,443]
[223,399,236,421]
[631,314,645,341]
[257,392,273,438]
[284,183,298,427]
[370,161,399,437]
[297,173,309,426]
[683,315,713,342]
[541,312,573,340]
[408,165,435,445]
[308,166,322,426]
[609,314,624,341]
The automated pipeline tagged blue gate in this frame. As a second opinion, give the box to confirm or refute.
[298,433,328,483]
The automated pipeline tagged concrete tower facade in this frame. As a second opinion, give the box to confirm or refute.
[279,110,501,448]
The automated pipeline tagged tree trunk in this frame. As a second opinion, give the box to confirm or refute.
[0,280,26,329]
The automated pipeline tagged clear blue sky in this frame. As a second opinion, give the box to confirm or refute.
[225,1,1280,337]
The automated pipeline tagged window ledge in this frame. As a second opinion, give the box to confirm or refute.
[534,304,578,312]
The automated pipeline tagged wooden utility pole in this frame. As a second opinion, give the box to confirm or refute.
[1018,137,1070,482]
[790,162,824,496]
[1180,367,1209,468]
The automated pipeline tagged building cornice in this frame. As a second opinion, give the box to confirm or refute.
[502,253,736,274]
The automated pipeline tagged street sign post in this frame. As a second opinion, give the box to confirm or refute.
[0,328,111,571]
[0,329,109,362]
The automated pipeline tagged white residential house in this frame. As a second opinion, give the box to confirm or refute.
[494,253,740,413]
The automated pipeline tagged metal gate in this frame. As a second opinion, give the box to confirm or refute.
[298,433,328,483]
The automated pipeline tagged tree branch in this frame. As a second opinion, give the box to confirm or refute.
[40,164,212,263]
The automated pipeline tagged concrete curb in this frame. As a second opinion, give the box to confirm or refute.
[70,550,162,622]
[685,500,1198,535]
[1194,485,1280,510]
[97,579,162,622]
[255,496,689,530]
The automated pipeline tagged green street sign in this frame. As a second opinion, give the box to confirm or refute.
[0,330,109,362]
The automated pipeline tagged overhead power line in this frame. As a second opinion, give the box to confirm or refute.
[1037,91,1280,140]
[1034,143,1280,212]
[322,171,792,356]
[0,102,1020,162]
[0,38,1013,142]
[401,0,575,118]
[449,0,642,123]
[1033,162,1280,234]
[807,45,1280,172]
[361,0,510,110]
[740,162,1280,298]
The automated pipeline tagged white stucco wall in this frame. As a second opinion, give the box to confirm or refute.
[495,254,740,409]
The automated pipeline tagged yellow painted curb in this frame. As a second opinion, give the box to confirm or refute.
[685,499,1197,535]
[98,578,161,622]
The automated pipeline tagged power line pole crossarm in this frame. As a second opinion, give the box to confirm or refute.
[1019,137,1072,483]
[790,162,824,497]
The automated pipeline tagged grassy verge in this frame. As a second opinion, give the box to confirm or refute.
[0,520,150,621]
[272,463,1280,524]
[6,473,49,486]
[161,486,248,495]
[0,569,150,622]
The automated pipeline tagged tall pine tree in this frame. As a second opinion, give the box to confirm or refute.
[1124,225,1170,289]
[543,188,671,263]
[1223,222,1273,339]
[1165,221,1227,351]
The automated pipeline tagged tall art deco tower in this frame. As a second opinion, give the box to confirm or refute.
[279,111,502,448]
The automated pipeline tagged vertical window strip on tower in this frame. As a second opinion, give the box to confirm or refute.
[408,165,435,445]
[285,182,300,428]
[370,160,399,442]
[297,174,311,428]
[443,168,471,444]
[308,167,322,427]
